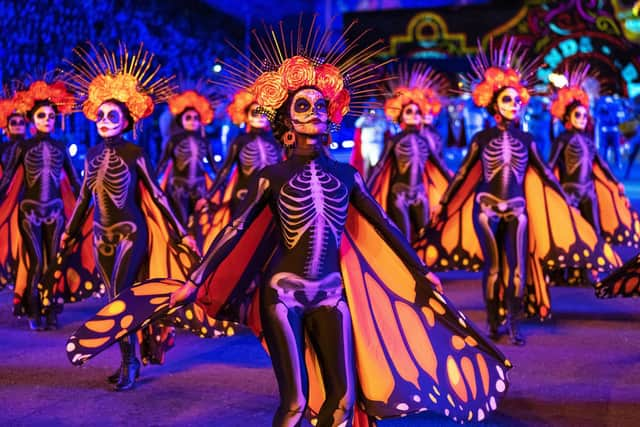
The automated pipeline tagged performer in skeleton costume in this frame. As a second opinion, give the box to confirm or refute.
[548,64,640,258]
[161,20,512,426]
[367,64,451,243]
[62,43,199,391]
[211,89,281,216]
[421,39,620,344]
[199,89,282,253]
[0,87,27,177]
[0,79,83,330]
[157,84,219,249]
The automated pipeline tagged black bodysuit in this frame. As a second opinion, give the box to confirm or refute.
[156,130,218,228]
[549,129,618,235]
[440,124,562,323]
[1,132,80,317]
[189,146,428,426]
[66,137,187,298]
[211,130,281,216]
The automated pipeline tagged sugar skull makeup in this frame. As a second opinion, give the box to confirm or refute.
[248,103,268,130]
[401,103,422,126]
[569,105,588,131]
[96,101,127,138]
[33,105,56,134]
[289,88,328,136]
[181,109,201,132]
[8,115,26,136]
[496,87,522,121]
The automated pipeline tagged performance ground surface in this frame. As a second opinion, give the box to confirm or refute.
[1,273,639,427]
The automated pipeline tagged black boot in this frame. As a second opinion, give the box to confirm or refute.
[107,367,121,384]
[114,336,140,391]
[28,316,44,331]
[486,299,501,341]
[45,310,58,330]
[507,298,525,346]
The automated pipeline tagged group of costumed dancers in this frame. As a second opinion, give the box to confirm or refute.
[0,16,639,426]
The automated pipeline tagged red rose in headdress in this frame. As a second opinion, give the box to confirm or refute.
[316,64,344,100]
[328,89,350,124]
[279,56,316,92]
[252,72,288,111]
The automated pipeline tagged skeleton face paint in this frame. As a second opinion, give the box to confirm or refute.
[181,109,201,132]
[33,105,56,134]
[289,88,328,136]
[247,103,268,130]
[401,103,422,127]
[96,102,127,138]
[570,105,588,131]
[496,87,522,122]
[8,115,26,136]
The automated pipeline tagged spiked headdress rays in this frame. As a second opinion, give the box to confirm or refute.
[461,37,539,108]
[384,63,449,122]
[64,42,175,128]
[216,14,391,128]
[550,63,592,120]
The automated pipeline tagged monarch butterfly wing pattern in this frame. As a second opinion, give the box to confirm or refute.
[595,252,640,298]
[415,161,484,272]
[158,161,173,192]
[368,157,391,212]
[592,162,640,247]
[524,167,621,318]
[338,209,511,424]
[0,166,23,291]
[66,279,185,365]
[423,159,451,218]
[201,170,237,253]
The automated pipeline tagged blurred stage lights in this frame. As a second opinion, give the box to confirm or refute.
[212,64,222,73]
[548,72,568,88]
[68,143,78,157]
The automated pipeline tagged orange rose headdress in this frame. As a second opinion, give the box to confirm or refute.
[384,63,449,122]
[64,42,175,128]
[549,63,592,121]
[226,89,257,125]
[214,15,390,132]
[461,37,539,109]
[167,78,219,125]
[13,76,74,117]
[0,85,22,129]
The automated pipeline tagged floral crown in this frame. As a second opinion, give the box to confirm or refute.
[461,37,538,109]
[550,63,591,121]
[216,15,390,129]
[14,78,74,116]
[226,89,257,125]
[65,42,175,124]
[384,63,449,122]
[0,86,21,129]
[167,78,219,125]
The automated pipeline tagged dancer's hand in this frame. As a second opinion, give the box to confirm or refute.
[170,280,198,307]
[59,231,72,251]
[426,271,443,294]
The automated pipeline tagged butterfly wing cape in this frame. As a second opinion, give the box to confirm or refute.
[67,199,511,424]
[592,162,640,247]
[595,252,640,298]
[415,159,621,319]
[0,166,101,314]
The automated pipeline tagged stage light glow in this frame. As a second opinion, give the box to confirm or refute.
[214,154,222,162]
[68,143,78,157]
[213,64,222,73]
[342,140,355,148]
[548,73,568,88]
[329,142,339,150]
